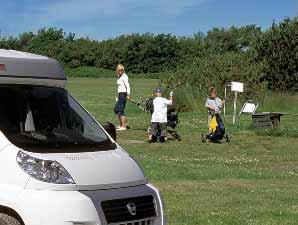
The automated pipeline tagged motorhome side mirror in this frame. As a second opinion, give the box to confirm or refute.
[103,122,117,141]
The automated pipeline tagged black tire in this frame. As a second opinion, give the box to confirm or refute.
[225,133,231,143]
[201,133,207,143]
[0,214,21,225]
[170,132,178,141]
[173,132,182,141]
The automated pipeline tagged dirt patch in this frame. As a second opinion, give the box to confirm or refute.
[272,163,298,174]
[120,139,146,144]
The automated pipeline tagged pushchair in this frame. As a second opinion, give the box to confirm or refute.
[130,97,181,141]
[202,112,230,143]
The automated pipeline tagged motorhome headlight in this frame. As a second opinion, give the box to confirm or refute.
[16,151,75,184]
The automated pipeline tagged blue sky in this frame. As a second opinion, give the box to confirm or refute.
[0,0,297,40]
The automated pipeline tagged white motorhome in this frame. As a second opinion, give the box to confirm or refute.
[0,50,165,225]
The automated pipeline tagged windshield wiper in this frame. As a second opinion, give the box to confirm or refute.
[21,131,48,142]
[20,130,111,148]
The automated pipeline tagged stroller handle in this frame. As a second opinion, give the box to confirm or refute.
[129,98,148,112]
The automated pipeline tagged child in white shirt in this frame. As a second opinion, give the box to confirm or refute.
[205,87,224,126]
[149,87,173,143]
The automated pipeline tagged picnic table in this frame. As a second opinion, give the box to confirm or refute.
[252,112,288,129]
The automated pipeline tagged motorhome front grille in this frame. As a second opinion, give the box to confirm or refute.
[117,218,154,225]
[101,195,156,224]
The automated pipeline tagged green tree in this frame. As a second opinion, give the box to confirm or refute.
[254,17,298,91]
[206,25,261,53]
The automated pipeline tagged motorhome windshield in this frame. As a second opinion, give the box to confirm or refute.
[0,85,115,153]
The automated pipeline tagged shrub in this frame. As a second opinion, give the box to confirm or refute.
[164,52,267,111]
[254,17,298,91]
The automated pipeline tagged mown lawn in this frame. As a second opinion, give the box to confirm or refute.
[67,77,298,225]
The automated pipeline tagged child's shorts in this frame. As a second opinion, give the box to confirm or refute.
[150,122,167,137]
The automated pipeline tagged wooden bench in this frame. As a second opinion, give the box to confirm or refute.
[252,112,288,129]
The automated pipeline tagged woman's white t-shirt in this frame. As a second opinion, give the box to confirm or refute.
[151,97,172,123]
[117,73,130,95]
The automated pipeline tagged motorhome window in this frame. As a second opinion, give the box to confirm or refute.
[0,85,115,153]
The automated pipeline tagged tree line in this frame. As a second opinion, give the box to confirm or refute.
[0,17,297,93]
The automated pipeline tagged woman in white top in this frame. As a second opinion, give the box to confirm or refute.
[114,64,131,131]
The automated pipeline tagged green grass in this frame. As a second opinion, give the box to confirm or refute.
[261,92,298,113]
[67,77,298,225]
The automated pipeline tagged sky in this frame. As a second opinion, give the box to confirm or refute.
[0,0,297,40]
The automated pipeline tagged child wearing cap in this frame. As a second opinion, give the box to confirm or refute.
[149,88,173,143]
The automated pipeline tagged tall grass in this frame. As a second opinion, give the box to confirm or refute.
[173,89,298,114]
[171,87,298,137]
[260,92,298,114]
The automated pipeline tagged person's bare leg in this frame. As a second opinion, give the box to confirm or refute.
[121,116,126,128]
[118,115,122,127]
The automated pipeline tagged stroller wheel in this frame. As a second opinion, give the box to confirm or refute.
[201,133,207,143]
[225,133,231,142]
[173,132,182,141]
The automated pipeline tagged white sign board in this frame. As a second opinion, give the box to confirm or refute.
[231,81,244,93]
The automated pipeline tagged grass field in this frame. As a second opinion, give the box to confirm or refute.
[67,77,298,225]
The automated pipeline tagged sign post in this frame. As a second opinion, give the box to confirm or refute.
[231,82,244,125]
[223,83,231,121]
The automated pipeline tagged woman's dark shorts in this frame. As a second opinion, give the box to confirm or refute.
[114,92,127,116]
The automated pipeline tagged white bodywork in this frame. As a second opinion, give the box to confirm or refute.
[0,50,165,225]
[0,49,66,87]
[0,77,65,88]
[0,49,49,59]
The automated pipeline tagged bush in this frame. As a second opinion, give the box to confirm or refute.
[164,52,267,111]
[64,67,115,78]
[254,17,298,91]
[64,66,170,79]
